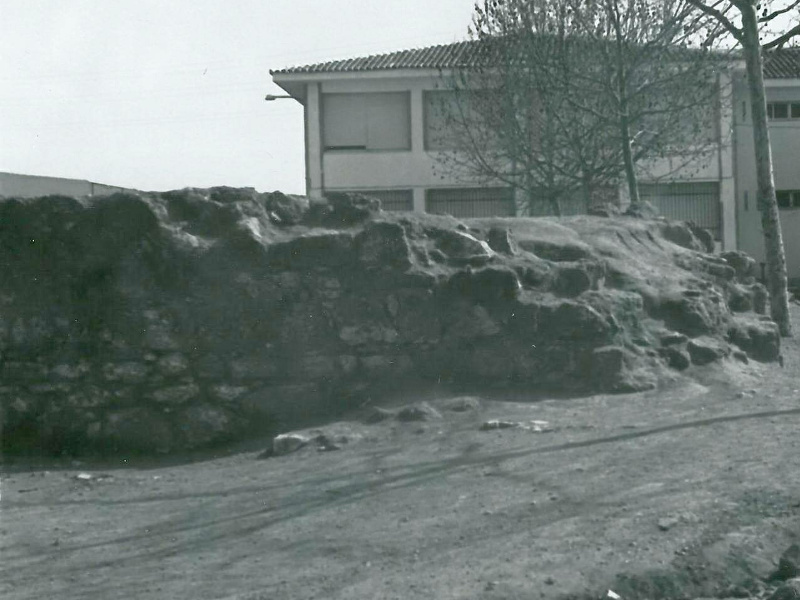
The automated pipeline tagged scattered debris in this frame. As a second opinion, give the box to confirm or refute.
[313,433,349,452]
[657,516,680,531]
[271,433,310,456]
[479,419,554,432]
[267,424,365,457]
[480,420,518,431]
[364,406,395,424]
[396,402,441,422]
[72,472,114,483]
[527,420,554,432]
[443,396,482,412]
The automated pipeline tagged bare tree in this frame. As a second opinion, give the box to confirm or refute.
[433,0,729,216]
[683,0,799,335]
[561,0,731,207]
[431,19,623,216]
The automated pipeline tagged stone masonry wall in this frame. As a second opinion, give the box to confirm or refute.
[0,189,780,456]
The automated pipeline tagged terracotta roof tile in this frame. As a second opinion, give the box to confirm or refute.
[271,40,800,79]
[270,41,483,75]
[764,47,800,79]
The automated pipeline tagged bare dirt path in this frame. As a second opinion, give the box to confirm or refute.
[3,307,800,600]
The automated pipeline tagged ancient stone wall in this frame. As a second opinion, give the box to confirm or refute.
[0,189,780,456]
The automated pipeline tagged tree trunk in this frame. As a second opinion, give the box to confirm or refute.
[619,109,641,207]
[550,196,562,217]
[741,2,792,336]
[581,172,593,211]
[607,0,640,208]
[542,160,562,216]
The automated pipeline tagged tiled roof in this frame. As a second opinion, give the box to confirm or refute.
[764,47,800,79]
[270,41,483,75]
[271,40,800,79]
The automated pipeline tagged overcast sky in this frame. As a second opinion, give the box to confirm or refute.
[0,0,475,194]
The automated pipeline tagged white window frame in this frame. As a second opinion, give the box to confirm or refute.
[767,101,800,120]
[322,92,411,152]
[777,190,800,210]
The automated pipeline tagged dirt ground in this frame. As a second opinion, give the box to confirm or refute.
[4,307,800,600]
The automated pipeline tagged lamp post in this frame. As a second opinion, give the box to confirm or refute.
[264,94,293,101]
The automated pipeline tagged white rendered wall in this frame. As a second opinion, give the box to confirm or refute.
[734,76,800,279]
[0,172,131,198]
[301,74,486,211]
[297,70,737,237]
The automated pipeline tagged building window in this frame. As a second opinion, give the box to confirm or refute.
[343,189,413,212]
[426,187,514,218]
[639,182,721,240]
[424,90,498,151]
[424,91,461,150]
[322,93,411,151]
[767,102,800,120]
[777,190,800,209]
[520,187,618,217]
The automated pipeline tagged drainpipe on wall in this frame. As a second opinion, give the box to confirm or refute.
[304,98,310,197]
[732,73,741,253]
[316,83,325,198]
[717,72,725,251]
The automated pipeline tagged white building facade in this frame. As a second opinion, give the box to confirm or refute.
[733,49,800,279]
[271,44,800,273]
[0,171,133,199]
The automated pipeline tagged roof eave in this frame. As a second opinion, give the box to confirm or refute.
[268,79,305,104]
[271,67,455,82]
[765,77,800,86]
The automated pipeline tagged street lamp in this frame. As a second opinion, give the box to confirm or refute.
[264,94,293,101]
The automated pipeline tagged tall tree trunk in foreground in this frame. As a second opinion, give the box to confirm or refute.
[740,2,792,335]
[683,0,797,336]
[619,109,641,207]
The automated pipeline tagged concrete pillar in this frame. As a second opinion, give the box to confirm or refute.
[721,177,737,251]
[306,83,324,198]
[410,88,425,153]
[718,72,737,251]
[412,187,426,213]
[410,88,427,212]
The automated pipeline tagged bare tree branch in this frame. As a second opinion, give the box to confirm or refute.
[684,0,745,42]
[759,0,800,23]
[762,23,800,49]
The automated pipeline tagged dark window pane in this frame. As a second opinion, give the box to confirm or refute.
[639,182,720,239]
[777,191,792,208]
[358,189,413,212]
[772,103,789,119]
[322,93,411,151]
[792,104,800,119]
[426,187,514,217]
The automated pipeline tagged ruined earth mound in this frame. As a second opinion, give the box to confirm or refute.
[0,189,780,456]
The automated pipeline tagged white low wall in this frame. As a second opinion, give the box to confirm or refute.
[0,172,133,199]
